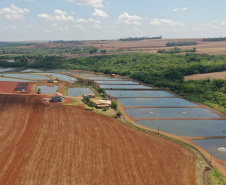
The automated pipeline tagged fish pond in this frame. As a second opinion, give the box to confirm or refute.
[105,90,174,98]
[1,73,49,80]
[118,98,197,107]
[21,69,44,72]
[95,81,139,84]
[0,68,15,72]
[36,85,58,94]
[125,108,221,119]
[136,120,226,137]
[71,72,106,77]
[193,139,226,161]
[0,77,35,82]
[86,76,127,81]
[67,87,93,97]
[37,73,78,81]
[99,84,153,89]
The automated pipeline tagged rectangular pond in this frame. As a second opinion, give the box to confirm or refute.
[37,85,58,94]
[136,120,226,137]
[67,87,93,97]
[37,73,78,81]
[0,77,35,82]
[105,90,174,98]
[1,73,49,80]
[125,108,221,119]
[86,77,127,81]
[193,139,226,161]
[118,98,197,107]
[95,81,139,85]
[71,72,106,77]
[0,68,15,72]
[21,69,44,72]
[99,84,153,89]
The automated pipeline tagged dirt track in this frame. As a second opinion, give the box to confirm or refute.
[0,94,197,185]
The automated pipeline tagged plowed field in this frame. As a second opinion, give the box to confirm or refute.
[0,95,197,185]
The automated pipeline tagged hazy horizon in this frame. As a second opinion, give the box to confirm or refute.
[1,0,226,41]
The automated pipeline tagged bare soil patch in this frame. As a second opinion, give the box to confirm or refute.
[0,94,197,185]
[185,71,226,81]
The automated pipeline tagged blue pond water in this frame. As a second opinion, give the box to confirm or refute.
[86,76,127,81]
[99,84,153,89]
[21,69,44,72]
[95,81,139,84]
[0,68,15,72]
[118,98,197,107]
[38,73,78,81]
[105,90,174,98]
[136,120,226,137]
[193,139,226,161]
[67,87,93,97]
[1,73,49,80]
[125,108,221,119]
[0,77,35,82]
[37,85,58,94]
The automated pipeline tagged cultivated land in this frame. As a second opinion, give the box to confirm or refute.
[18,38,226,56]
[0,94,197,185]
[184,71,226,81]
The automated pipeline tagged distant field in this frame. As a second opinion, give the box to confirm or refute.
[0,95,197,185]
[16,38,226,56]
[185,71,226,81]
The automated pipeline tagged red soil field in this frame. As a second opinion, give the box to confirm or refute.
[0,94,197,185]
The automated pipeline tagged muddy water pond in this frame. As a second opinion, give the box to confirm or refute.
[86,77,127,81]
[193,139,226,161]
[118,98,197,107]
[125,108,221,119]
[95,81,139,84]
[136,120,226,137]
[38,73,78,81]
[106,90,174,98]
[1,73,49,80]
[67,87,93,97]
[99,84,153,89]
[37,85,58,94]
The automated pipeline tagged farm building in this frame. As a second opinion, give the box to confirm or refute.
[83,93,95,98]
[68,79,76,84]
[51,92,63,102]
[94,100,111,108]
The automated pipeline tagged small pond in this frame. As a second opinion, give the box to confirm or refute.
[37,85,58,94]
[86,77,127,81]
[1,73,49,80]
[38,73,78,81]
[95,81,139,85]
[67,87,93,97]
[136,120,226,137]
[118,98,197,107]
[125,108,221,119]
[99,84,153,89]
[105,90,174,98]
[6,59,15,63]
[193,139,226,161]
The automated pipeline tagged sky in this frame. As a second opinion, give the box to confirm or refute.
[0,0,226,41]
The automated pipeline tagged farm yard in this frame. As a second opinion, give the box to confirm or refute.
[0,94,197,185]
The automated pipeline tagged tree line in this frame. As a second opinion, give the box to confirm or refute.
[119,36,162,41]
[157,47,197,54]
[166,42,197,47]
[203,37,226,42]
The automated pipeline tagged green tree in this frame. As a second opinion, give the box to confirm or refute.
[88,101,96,110]
[111,101,118,109]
